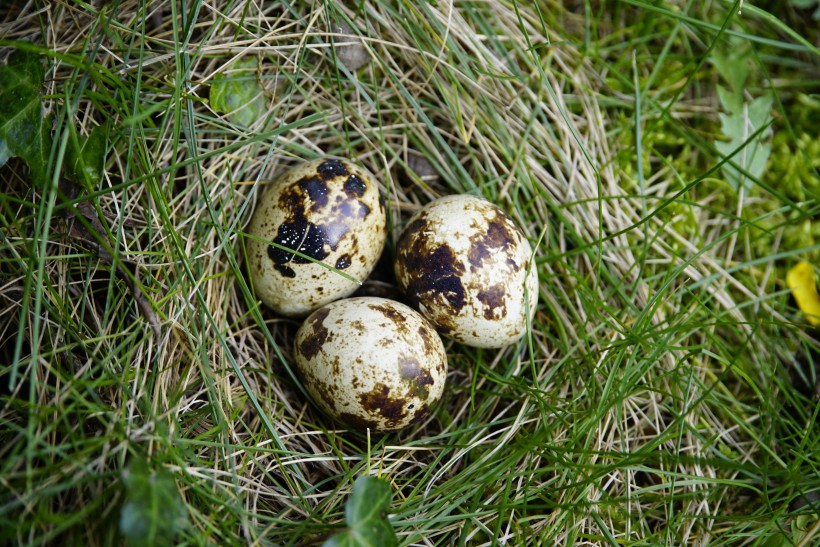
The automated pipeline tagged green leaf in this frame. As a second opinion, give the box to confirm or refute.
[710,46,749,97]
[64,124,107,185]
[759,533,788,547]
[323,476,398,547]
[0,48,50,185]
[210,58,266,128]
[710,41,774,193]
[716,85,742,117]
[714,91,773,193]
[120,459,188,547]
[792,512,819,543]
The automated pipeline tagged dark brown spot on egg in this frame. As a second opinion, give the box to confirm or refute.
[435,354,446,375]
[468,242,491,272]
[267,175,355,276]
[477,284,507,320]
[335,254,352,269]
[298,307,330,359]
[418,326,437,356]
[273,262,296,278]
[317,158,349,179]
[268,218,328,273]
[369,302,406,324]
[357,202,371,219]
[397,218,428,248]
[397,219,457,301]
[400,357,434,399]
[298,177,329,210]
[358,382,408,425]
[486,216,516,248]
[401,244,466,312]
[408,403,430,424]
[344,174,366,197]
[278,184,302,210]
[308,377,338,408]
[467,214,517,272]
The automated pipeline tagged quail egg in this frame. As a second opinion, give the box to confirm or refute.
[394,194,538,348]
[245,158,387,316]
[293,297,447,432]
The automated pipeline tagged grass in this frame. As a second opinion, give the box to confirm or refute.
[1,0,818,545]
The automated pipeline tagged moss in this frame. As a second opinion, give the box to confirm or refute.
[744,95,820,264]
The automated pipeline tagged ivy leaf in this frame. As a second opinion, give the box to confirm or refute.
[323,476,398,547]
[0,48,50,185]
[64,124,107,186]
[210,58,265,128]
[119,459,188,547]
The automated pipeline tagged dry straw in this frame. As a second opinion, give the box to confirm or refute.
[1,0,816,545]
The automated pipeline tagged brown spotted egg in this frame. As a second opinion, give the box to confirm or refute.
[293,297,447,432]
[245,158,387,316]
[394,194,538,348]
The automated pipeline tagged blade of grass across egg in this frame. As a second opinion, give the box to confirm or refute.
[242,231,363,285]
[787,261,820,326]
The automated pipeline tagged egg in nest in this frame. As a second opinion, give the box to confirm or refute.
[293,297,447,432]
[245,158,387,317]
[394,194,538,348]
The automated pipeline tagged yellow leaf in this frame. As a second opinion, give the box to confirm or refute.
[786,261,820,327]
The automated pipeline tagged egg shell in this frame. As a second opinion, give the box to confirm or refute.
[394,194,539,348]
[293,297,447,432]
[245,158,387,317]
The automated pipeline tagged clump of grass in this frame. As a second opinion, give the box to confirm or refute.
[1,0,818,545]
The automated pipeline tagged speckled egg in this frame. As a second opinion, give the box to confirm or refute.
[394,194,538,348]
[293,297,447,432]
[245,158,387,316]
